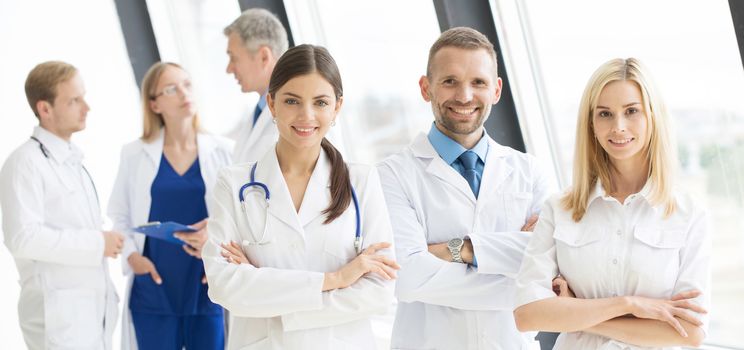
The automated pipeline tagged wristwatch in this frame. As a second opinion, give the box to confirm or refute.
[447,238,465,263]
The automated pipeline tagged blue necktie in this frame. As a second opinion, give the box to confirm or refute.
[252,103,263,126]
[458,150,480,198]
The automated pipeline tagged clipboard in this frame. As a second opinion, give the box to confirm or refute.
[133,221,197,245]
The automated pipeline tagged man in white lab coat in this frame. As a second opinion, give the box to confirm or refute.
[378,27,553,349]
[0,61,124,350]
[224,8,288,164]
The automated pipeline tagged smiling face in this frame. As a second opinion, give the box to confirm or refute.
[592,80,649,168]
[268,72,342,151]
[149,65,197,124]
[420,47,502,146]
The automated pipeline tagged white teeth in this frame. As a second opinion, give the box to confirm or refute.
[294,127,314,133]
[609,138,633,144]
[451,107,476,115]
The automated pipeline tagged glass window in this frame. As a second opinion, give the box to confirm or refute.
[285,0,442,164]
[146,0,247,136]
[518,0,744,347]
[0,1,141,348]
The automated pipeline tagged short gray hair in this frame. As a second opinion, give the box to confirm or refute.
[224,8,289,57]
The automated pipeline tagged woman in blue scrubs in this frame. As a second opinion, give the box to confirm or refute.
[108,62,233,350]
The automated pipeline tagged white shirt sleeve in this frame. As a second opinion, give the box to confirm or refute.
[203,169,326,318]
[672,209,711,332]
[514,199,560,308]
[280,169,395,331]
[1,154,103,266]
[378,162,521,311]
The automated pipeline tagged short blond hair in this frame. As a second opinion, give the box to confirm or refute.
[24,61,78,118]
[562,58,677,221]
[140,62,200,142]
[427,27,498,78]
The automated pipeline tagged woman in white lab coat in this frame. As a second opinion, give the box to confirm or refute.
[203,44,399,350]
[108,62,232,350]
[513,58,710,349]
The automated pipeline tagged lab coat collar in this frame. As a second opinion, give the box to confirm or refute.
[297,148,332,227]
[142,129,165,164]
[478,138,514,198]
[141,128,218,165]
[255,145,305,235]
[410,133,512,204]
[32,126,82,164]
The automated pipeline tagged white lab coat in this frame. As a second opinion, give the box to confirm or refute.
[377,133,553,350]
[203,146,395,350]
[233,104,277,164]
[0,126,118,350]
[107,130,233,350]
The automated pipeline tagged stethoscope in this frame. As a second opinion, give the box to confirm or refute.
[238,162,363,254]
[30,136,99,205]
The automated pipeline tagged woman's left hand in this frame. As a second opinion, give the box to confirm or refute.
[552,275,575,298]
[221,241,253,266]
[175,218,208,259]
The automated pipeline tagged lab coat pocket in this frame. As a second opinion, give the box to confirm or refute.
[322,214,357,266]
[505,192,534,230]
[44,288,100,348]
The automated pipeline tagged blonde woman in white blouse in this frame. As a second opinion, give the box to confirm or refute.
[513,58,710,349]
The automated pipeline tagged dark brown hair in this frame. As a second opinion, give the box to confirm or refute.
[268,44,350,224]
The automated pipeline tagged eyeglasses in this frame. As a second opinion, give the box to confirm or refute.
[151,81,193,99]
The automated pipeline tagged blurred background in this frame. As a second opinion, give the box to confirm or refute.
[1,0,743,349]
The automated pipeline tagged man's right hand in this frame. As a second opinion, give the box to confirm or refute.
[521,214,539,232]
[128,253,162,285]
[103,231,124,258]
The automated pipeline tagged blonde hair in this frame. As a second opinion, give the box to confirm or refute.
[140,62,200,141]
[562,58,677,221]
[24,61,78,118]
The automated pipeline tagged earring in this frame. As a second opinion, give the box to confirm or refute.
[330,120,336,127]
[272,118,277,124]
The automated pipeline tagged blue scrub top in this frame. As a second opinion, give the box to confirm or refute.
[130,155,223,316]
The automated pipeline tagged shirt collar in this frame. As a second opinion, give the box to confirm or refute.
[32,126,82,164]
[257,94,267,111]
[589,178,654,206]
[427,122,489,165]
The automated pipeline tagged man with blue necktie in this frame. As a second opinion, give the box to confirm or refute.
[378,27,554,349]
[224,8,288,164]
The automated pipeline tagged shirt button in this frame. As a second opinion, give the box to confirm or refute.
[612,258,618,264]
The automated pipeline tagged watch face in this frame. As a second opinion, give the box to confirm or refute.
[448,238,464,249]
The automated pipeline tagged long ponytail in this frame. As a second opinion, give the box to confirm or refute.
[320,138,352,224]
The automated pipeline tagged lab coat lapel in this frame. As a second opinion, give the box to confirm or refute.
[142,129,164,166]
[479,139,513,198]
[410,133,476,203]
[297,150,331,227]
[197,133,218,215]
[256,146,305,234]
[242,107,273,152]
